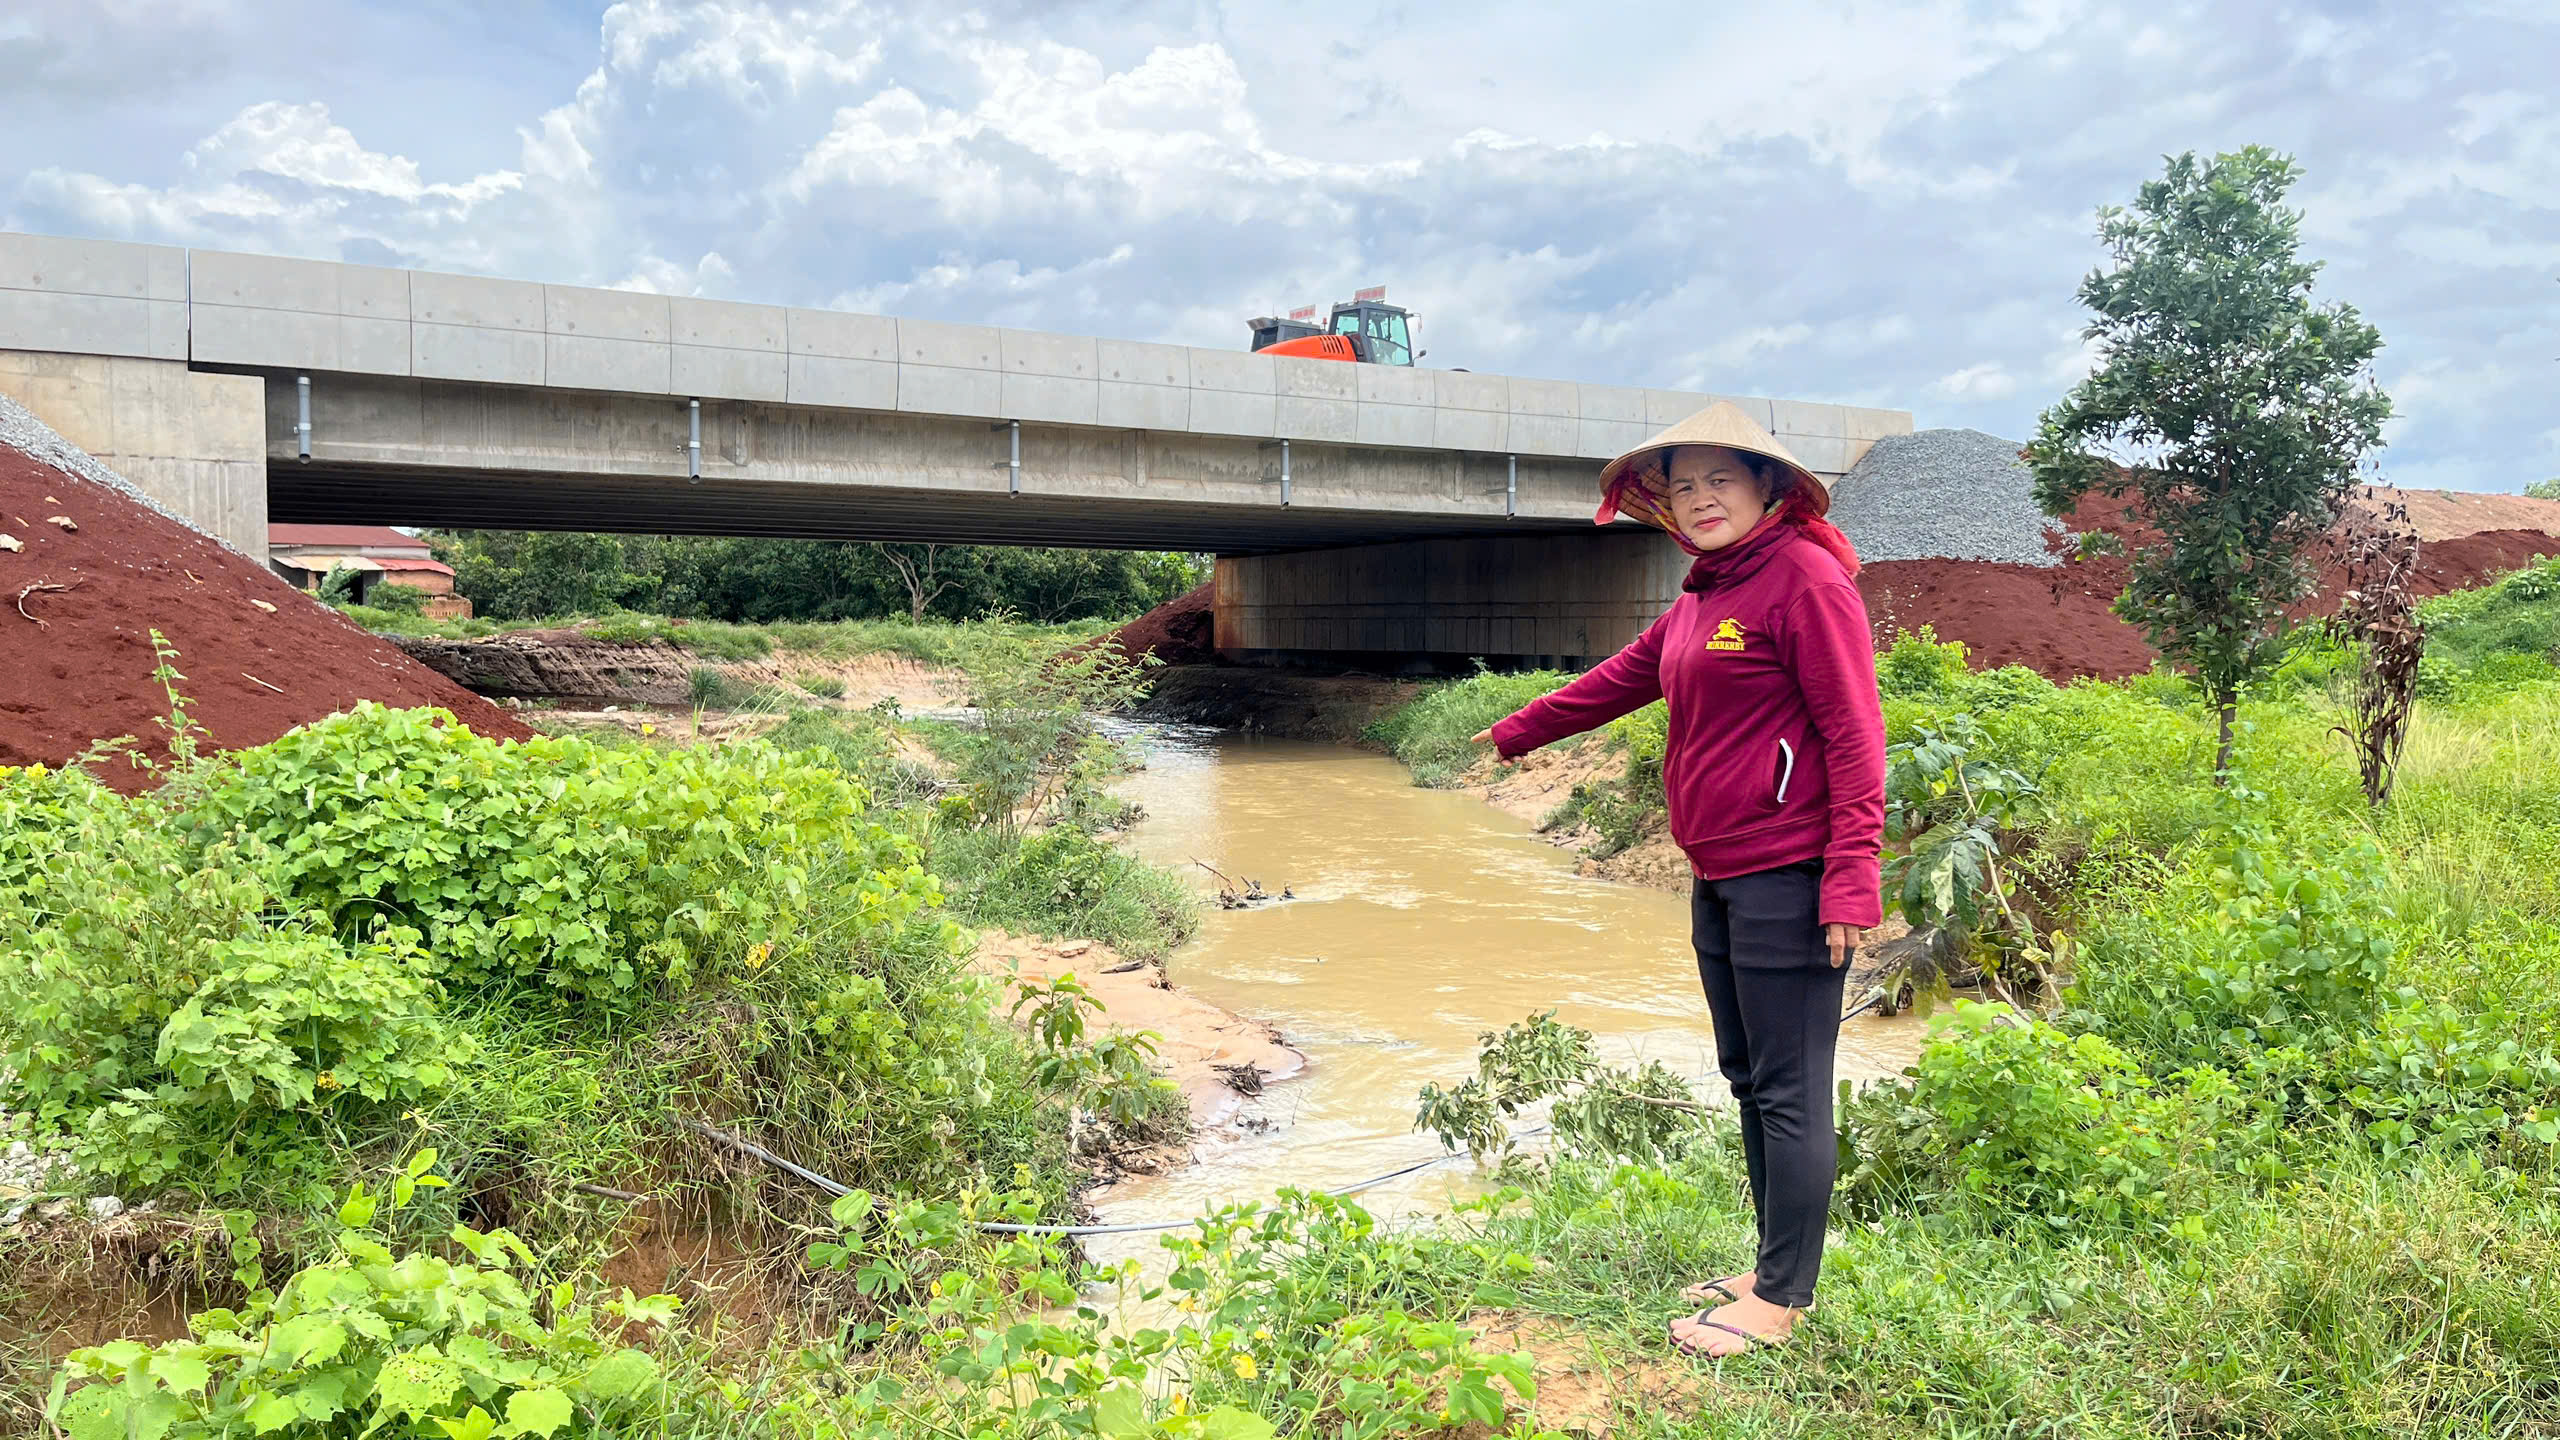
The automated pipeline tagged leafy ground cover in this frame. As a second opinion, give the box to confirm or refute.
[16,556,2560,1437]
[0,622,1198,1429]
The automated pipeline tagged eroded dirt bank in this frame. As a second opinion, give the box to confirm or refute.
[971,929,1309,1134]
[392,632,961,711]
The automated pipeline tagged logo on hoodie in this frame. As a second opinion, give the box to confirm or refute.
[1705,617,1749,652]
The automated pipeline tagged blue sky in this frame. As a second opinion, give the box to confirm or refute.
[4,0,2555,491]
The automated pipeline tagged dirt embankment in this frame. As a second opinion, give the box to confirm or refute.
[1133,664,1426,742]
[1097,580,1217,665]
[1861,492,2560,682]
[0,433,530,786]
[393,633,962,711]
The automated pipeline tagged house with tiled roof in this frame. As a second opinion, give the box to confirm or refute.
[268,525,472,618]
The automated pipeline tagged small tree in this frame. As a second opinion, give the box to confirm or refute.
[948,617,1158,840]
[870,542,958,621]
[2324,499,2425,807]
[2526,478,2560,501]
[2026,147,2392,778]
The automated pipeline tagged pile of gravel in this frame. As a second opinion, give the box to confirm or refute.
[1827,428,2068,567]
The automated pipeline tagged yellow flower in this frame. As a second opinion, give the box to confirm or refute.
[1231,1354,1257,1380]
[641,722,656,735]
[315,1071,339,1091]
[747,942,772,968]
[1252,1327,1272,1341]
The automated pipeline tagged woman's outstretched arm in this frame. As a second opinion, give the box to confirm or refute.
[1477,615,1670,758]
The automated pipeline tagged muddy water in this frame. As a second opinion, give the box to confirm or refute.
[1088,728,1926,1253]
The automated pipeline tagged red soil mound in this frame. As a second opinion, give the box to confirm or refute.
[0,444,532,791]
[1859,494,2560,682]
[1099,581,1217,665]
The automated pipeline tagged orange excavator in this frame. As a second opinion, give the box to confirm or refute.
[1247,286,1419,366]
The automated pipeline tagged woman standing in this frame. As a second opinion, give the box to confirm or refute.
[1472,402,1885,1357]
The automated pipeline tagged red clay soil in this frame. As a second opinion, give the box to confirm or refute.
[0,443,532,791]
[1859,493,2560,682]
[1099,580,1217,665]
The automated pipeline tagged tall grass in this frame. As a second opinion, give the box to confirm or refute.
[1366,666,1581,785]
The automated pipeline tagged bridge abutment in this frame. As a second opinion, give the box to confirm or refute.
[0,350,268,554]
[1214,528,1687,670]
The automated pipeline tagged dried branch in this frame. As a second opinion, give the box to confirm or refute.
[14,580,78,626]
[2325,497,2425,807]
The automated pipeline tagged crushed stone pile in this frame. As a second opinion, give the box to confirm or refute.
[1829,428,2067,567]
[0,392,532,789]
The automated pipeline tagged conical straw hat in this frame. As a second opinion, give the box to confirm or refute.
[1595,400,1830,519]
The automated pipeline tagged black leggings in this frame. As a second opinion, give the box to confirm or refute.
[1692,861,1848,1309]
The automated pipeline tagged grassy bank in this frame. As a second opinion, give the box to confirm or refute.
[336,604,1116,666]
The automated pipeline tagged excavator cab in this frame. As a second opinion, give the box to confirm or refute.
[1247,287,1418,366]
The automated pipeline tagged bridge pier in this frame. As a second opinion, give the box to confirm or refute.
[1214,528,1687,670]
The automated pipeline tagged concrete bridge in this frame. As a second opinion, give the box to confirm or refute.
[0,230,1911,665]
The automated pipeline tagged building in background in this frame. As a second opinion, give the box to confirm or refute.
[268,524,472,618]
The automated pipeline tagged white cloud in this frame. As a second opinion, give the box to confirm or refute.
[1932,362,2019,400]
[5,0,2556,489]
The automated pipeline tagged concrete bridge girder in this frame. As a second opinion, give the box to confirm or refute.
[260,373,1617,554]
[0,230,1918,662]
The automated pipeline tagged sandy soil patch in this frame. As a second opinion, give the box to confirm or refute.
[971,930,1308,1131]
[731,651,962,710]
[1466,1310,1709,1435]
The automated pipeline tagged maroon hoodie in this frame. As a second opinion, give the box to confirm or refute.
[1489,519,1887,928]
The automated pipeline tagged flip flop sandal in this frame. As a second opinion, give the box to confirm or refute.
[1667,1312,1790,1358]
[1678,1275,1749,1306]
[1677,1279,1819,1315]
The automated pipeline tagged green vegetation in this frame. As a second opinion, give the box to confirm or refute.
[2026,147,2392,775]
[330,598,1118,676]
[3,621,1206,1429]
[48,1154,684,1439]
[2419,552,2560,690]
[24,551,2560,1436]
[426,529,1206,627]
[1335,575,2560,1435]
[1362,665,1577,786]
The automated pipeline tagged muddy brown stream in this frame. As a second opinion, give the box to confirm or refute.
[1084,727,1926,1261]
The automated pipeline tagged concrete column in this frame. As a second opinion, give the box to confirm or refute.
[1214,527,1692,669]
[0,350,268,555]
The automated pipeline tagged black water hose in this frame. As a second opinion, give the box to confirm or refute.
[678,1112,1552,1237]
